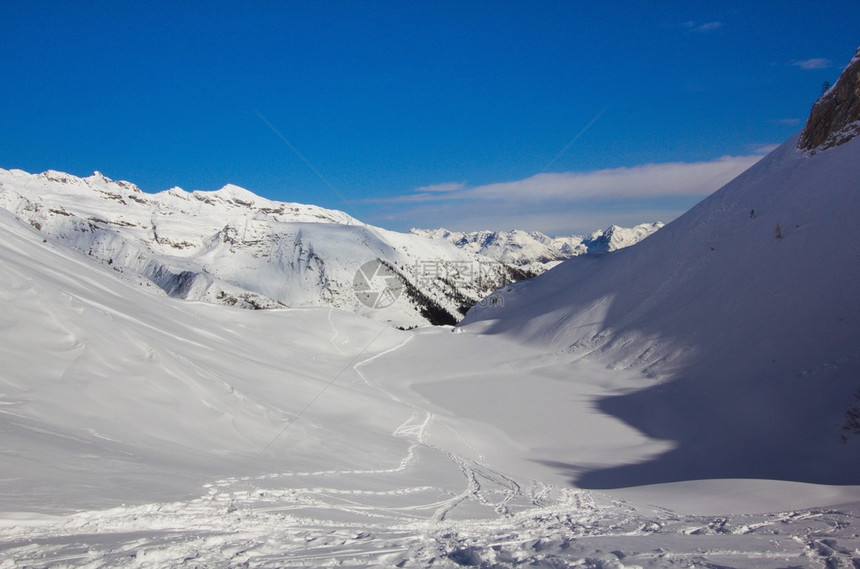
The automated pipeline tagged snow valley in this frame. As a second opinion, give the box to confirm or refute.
[1,48,860,569]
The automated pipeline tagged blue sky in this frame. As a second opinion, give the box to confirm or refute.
[1,2,857,235]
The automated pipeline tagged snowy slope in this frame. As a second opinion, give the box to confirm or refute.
[0,170,527,327]
[2,206,860,568]
[412,222,663,273]
[0,206,407,510]
[461,58,860,488]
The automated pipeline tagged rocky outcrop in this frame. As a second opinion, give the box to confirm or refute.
[797,47,860,153]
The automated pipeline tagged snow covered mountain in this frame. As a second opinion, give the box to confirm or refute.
[461,49,860,488]
[0,169,659,328]
[0,170,538,327]
[412,223,663,274]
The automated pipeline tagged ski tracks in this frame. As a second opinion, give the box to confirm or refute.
[4,491,858,568]
[350,332,533,526]
[325,306,349,354]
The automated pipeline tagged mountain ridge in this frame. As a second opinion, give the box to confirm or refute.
[0,167,659,327]
[411,222,663,274]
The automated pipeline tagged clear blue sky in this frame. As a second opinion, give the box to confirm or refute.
[1,2,857,234]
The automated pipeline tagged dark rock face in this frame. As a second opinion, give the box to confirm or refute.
[797,47,860,153]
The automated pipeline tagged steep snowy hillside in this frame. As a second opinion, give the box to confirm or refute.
[461,51,860,488]
[0,170,527,327]
[412,222,663,274]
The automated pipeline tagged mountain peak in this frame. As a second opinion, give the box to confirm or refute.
[88,171,111,182]
[39,169,78,184]
[797,46,860,153]
[214,183,260,201]
[183,183,269,207]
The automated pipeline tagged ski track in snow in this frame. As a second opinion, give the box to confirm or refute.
[353,334,525,522]
[326,307,349,354]
[2,323,859,568]
[2,473,858,568]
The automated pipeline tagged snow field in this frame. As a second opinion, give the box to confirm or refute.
[2,210,858,566]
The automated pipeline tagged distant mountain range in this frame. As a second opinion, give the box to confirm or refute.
[0,169,659,327]
[413,223,663,274]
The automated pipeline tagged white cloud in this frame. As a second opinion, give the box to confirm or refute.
[381,155,760,204]
[752,143,781,154]
[792,58,831,70]
[695,21,723,32]
[466,155,760,202]
[413,181,466,193]
[365,154,764,235]
[778,118,802,126]
[683,20,723,32]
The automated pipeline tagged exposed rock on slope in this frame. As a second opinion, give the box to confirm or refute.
[798,46,860,153]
